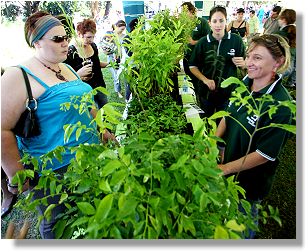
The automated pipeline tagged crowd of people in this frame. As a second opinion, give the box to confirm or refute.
[1,2,296,239]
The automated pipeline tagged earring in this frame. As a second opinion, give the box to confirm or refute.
[271,70,276,79]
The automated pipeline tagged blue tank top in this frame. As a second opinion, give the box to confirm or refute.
[17,64,100,172]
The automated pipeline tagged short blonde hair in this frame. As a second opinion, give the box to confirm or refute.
[248,34,291,74]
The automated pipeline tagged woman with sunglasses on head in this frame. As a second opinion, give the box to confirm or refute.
[189,6,246,118]
[215,34,293,238]
[65,18,108,109]
[1,11,103,238]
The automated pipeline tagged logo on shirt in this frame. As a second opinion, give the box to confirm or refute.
[193,27,198,31]
[246,114,259,127]
[227,49,235,56]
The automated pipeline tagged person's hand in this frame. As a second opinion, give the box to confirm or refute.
[77,64,93,79]
[7,178,30,195]
[217,164,226,175]
[202,78,216,91]
[232,57,246,68]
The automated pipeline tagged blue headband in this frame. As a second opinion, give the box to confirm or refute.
[28,15,62,47]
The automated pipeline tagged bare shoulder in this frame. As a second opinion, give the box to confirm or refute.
[1,66,24,88]
[1,66,27,101]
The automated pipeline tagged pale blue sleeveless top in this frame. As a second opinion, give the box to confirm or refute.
[17,64,100,172]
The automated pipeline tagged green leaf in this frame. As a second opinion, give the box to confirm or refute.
[110,226,122,239]
[98,149,117,160]
[44,204,56,222]
[214,225,229,239]
[77,202,96,215]
[226,219,246,232]
[149,197,160,211]
[169,154,189,171]
[182,215,196,236]
[59,193,68,204]
[221,76,243,88]
[148,226,157,239]
[76,127,82,141]
[99,179,112,193]
[133,221,145,236]
[229,230,242,239]
[95,194,113,222]
[54,219,67,239]
[102,160,122,177]
[269,123,296,134]
[176,192,186,205]
[71,216,89,227]
[200,192,210,212]
[209,110,230,120]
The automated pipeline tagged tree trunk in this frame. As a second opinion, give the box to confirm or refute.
[91,1,99,19]
[104,1,112,18]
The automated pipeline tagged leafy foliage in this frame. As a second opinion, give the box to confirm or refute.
[1,2,21,22]
[122,9,198,99]
[15,86,283,239]
[125,94,189,139]
[203,47,225,89]
[39,1,78,16]
[17,127,271,239]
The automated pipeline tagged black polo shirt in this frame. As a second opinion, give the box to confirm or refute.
[223,75,293,200]
[189,32,245,100]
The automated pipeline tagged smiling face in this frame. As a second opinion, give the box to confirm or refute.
[36,25,68,63]
[209,11,227,39]
[245,44,281,82]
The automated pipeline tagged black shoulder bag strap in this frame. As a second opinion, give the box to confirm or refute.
[238,20,245,28]
[19,67,37,110]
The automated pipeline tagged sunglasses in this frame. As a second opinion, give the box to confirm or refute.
[46,35,69,43]
[255,34,285,56]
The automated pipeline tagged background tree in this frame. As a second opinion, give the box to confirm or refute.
[1,1,22,22]
[1,1,40,21]
[39,1,78,16]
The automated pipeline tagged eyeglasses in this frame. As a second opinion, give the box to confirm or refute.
[45,35,69,43]
[257,34,285,56]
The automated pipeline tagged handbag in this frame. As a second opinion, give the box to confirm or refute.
[12,67,40,138]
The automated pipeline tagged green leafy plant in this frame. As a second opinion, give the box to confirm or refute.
[17,125,279,239]
[122,9,197,99]
[124,94,189,140]
[14,87,283,239]
[219,76,296,171]
[203,46,225,90]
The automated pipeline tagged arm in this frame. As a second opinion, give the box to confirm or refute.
[189,67,215,91]
[231,37,246,69]
[245,22,250,37]
[1,68,30,192]
[100,61,108,68]
[215,117,227,138]
[218,151,268,175]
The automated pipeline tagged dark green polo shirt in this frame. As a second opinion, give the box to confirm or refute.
[223,75,293,200]
[185,17,211,58]
[189,32,245,100]
[191,17,211,41]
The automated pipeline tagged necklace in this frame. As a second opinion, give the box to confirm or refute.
[35,57,68,82]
